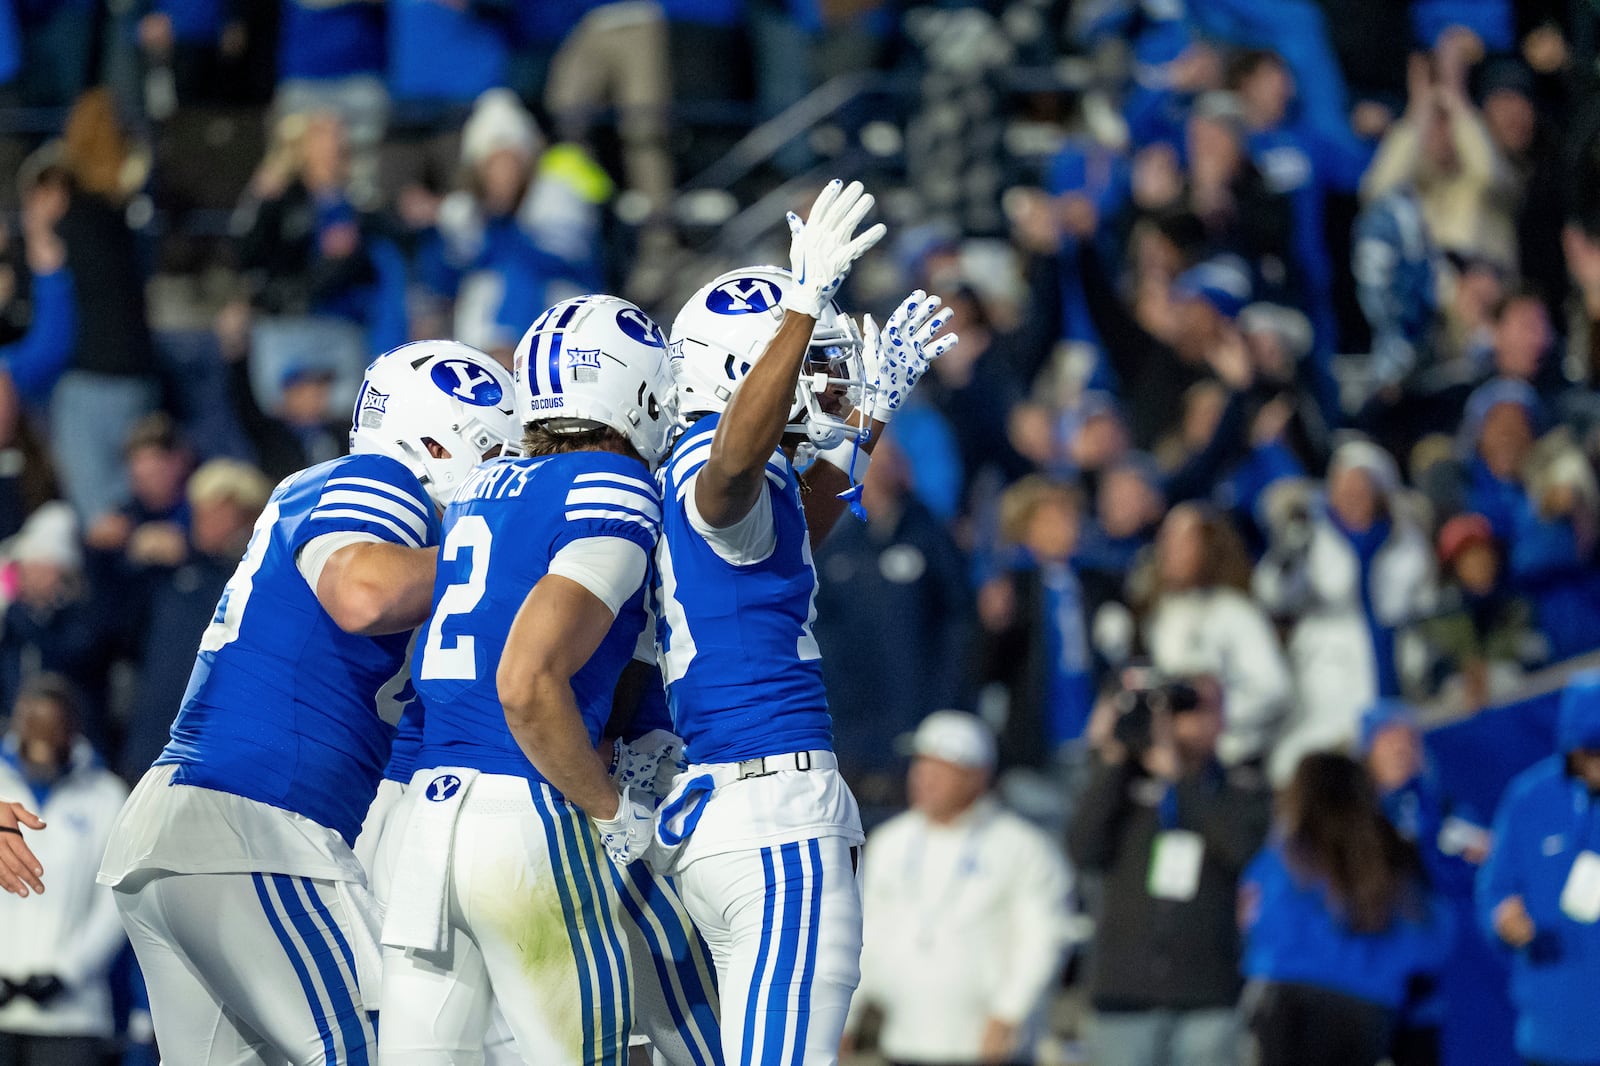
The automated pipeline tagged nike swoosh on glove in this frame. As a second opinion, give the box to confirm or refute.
[780,178,889,319]
[592,787,656,867]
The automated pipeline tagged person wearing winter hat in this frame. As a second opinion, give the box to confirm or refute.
[1420,513,1546,709]
[1253,436,1436,784]
[417,88,603,360]
[1479,671,1600,1066]
[0,503,113,753]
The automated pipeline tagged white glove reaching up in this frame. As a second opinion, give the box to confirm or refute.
[860,289,958,423]
[593,787,655,867]
[780,179,889,319]
[609,729,688,805]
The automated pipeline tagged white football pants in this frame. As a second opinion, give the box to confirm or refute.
[676,838,861,1066]
[378,776,633,1066]
[115,869,377,1065]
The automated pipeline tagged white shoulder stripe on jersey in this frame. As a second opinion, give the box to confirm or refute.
[672,463,783,501]
[323,476,431,523]
[308,507,424,548]
[315,490,429,539]
[565,487,662,519]
[572,470,658,496]
[565,508,660,531]
[668,437,714,483]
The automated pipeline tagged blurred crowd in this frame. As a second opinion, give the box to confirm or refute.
[2,0,1600,1064]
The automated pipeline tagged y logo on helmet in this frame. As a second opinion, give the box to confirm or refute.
[431,360,504,406]
[426,774,462,802]
[707,277,780,315]
[615,307,666,348]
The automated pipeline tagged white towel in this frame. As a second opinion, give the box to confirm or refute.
[381,767,479,953]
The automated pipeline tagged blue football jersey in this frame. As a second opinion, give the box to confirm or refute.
[158,453,441,845]
[414,451,660,788]
[384,690,425,784]
[655,414,833,763]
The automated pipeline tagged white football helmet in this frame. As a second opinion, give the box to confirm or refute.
[349,340,518,509]
[670,265,872,447]
[511,294,678,467]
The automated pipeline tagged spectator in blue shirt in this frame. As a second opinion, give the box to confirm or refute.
[1242,751,1452,1066]
[1362,700,1488,1066]
[1478,670,1600,1066]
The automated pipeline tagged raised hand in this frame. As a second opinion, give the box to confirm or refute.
[860,289,958,424]
[780,179,889,319]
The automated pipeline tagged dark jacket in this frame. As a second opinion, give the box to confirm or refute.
[814,496,974,781]
[1067,754,1273,1010]
[57,192,156,379]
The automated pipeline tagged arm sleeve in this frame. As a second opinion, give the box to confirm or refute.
[1,266,75,403]
[990,832,1074,1023]
[1476,787,1525,947]
[683,471,778,566]
[295,530,385,591]
[547,536,648,616]
[1066,756,1135,872]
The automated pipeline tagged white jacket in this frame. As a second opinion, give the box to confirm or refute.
[1254,515,1436,783]
[0,741,129,1038]
[1145,588,1294,766]
[848,798,1073,1063]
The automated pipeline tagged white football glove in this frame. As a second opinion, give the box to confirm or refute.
[592,787,655,867]
[609,729,688,805]
[780,179,889,319]
[860,289,958,423]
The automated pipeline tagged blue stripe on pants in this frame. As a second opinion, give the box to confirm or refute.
[740,848,779,1066]
[273,874,371,1066]
[762,843,804,1064]
[553,795,620,1064]
[626,862,722,1062]
[572,813,633,1064]
[616,866,713,1066]
[788,840,824,1066]
[531,785,598,1064]
[252,873,337,1065]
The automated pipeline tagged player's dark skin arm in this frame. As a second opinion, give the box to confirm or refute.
[799,410,889,545]
[694,312,818,529]
[316,542,439,636]
[499,574,622,820]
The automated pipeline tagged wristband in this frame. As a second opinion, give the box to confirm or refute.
[813,438,870,483]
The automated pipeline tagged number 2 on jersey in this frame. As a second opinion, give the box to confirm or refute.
[420,515,492,681]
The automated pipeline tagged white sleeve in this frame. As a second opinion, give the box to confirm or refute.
[547,536,649,616]
[990,827,1074,1024]
[683,472,777,566]
[296,531,386,591]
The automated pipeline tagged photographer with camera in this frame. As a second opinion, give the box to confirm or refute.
[1067,673,1272,1066]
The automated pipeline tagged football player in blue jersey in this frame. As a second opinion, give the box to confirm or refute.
[377,295,678,1066]
[97,341,517,1066]
[649,178,955,1066]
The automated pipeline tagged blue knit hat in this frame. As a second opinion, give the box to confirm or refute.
[1172,255,1252,321]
